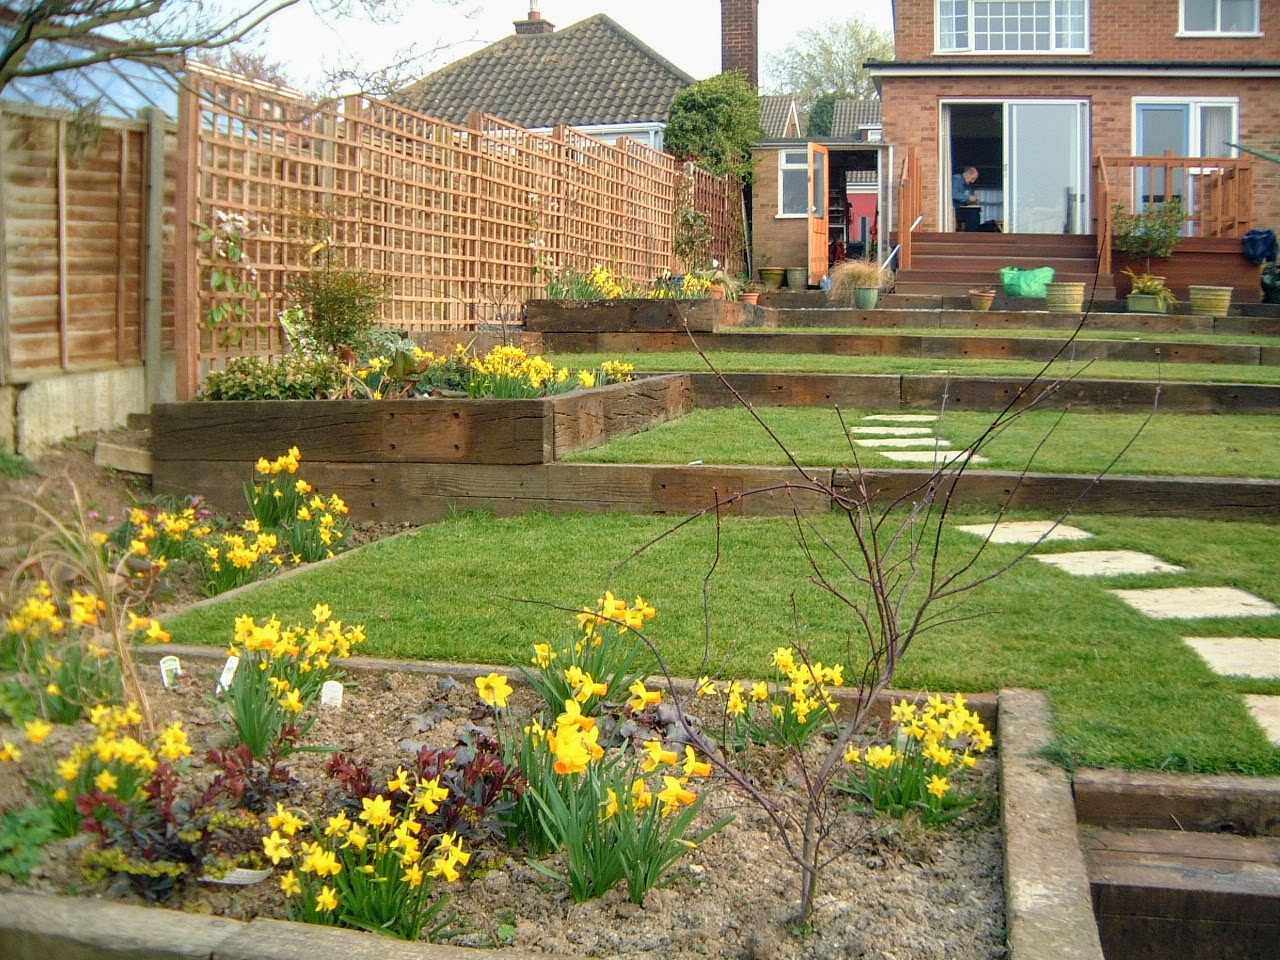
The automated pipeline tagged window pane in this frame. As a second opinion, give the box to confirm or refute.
[782,151,807,165]
[939,0,969,48]
[1200,106,1234,157]
[1221,0,1257,32]
[781,169,808,215]
[1183,0,1215,31]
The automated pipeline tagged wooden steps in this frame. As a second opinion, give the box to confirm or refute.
[899,231,1116,298]
[1081,826,1280,960]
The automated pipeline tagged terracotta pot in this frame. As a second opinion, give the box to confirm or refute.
[740,291,760,305]
[968,289,996,312]
[710,284,726,300]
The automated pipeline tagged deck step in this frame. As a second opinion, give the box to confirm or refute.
[1081,825,1280,960]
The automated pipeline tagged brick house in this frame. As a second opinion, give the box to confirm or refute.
[869,0,1280,246]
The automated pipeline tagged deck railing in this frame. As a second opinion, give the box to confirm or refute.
[1092,151,1253,270]
[895,147,922,270]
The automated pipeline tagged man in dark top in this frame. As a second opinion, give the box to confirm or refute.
[952,166,980,230]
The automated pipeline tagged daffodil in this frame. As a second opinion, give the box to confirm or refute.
[315,884,338,911]
[262,830,292,864]
[279,870,301,896]
[475,672,513,709]
[927,774,951,798]
[24,719,52,744]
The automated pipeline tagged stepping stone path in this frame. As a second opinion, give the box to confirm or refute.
[954,515,1280,747]
[1033,550,1184,577]
[1109,587,1280,621]
[855,437,953,449]
[855,413,986,465]
[880,450,989,465]
[954,520,1094,544]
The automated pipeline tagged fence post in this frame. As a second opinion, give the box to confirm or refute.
[173,81,200,400]
[0,111,11,387]
[142,107,168,406]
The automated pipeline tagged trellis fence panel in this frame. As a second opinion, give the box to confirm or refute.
[176,68,744,398]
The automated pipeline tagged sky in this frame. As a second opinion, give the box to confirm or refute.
[249,0,896,92]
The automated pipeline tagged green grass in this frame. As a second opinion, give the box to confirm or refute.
[0,450,35,478]
[167,509,1280,775]
[734,325,1280,347]
[546,351,1280,385]
[565,407,1280,478]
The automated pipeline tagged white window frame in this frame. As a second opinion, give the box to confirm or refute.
[1177,0,1261,37]
[936,0,1090,54]
[1131,96,1240,162]
[777,149,809,219]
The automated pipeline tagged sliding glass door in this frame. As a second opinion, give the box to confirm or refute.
[1006,100,1088,233]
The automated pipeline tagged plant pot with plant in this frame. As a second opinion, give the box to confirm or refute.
[1112,198,1185,277]
[830,259,887,310]
[1121,268,1176,314]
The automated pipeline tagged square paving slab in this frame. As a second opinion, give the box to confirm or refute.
[879,450,988,465]
[1032,550,1184,577]
[854,438,952,449]
[954,520,1094,544]
[848,426,935,436]
[1183,637,1280,679]
[1244,695,1280,747]
[1109,587,1280,620]
[863,414,939,423]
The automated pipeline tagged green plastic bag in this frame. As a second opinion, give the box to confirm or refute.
[999,266,1056,298]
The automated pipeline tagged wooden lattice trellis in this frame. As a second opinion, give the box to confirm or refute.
[175,67,744,397]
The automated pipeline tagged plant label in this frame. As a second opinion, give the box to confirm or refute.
[320,680,344,709]
[216,656,239,695]
[159,655,182,688]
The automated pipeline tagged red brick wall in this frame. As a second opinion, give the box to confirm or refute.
[720,0,759,88]
[880,74,1280,231]
[894,0,1280,61]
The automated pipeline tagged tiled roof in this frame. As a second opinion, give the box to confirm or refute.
[395,14,694,128]
[830,99,882,138]
[759,94,799,138]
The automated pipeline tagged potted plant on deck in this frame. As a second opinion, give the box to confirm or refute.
[1112,198,1184,274]
[1121,268,1176,314]
[830,259,887,309]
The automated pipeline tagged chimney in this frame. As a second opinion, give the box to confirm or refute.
[720,0,758,89]
[514,0,555,35]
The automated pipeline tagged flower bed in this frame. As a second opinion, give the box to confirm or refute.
[524,299,770,334]
[151,375,693,520]
[0,598,1005,960]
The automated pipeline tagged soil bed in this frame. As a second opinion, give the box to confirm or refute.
[1,657,1006,960]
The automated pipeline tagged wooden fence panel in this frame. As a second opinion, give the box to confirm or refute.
[177,67,743,392]
[0,106,174,383]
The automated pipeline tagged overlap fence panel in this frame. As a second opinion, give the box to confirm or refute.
[176,67,744,397]
[0,104,175,383]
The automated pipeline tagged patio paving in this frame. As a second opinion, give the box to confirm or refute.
[954,520,1094,544]
[1109,587,1280,620]
[862,414,940,422]
[1032,550,1184,577]
[1183,637,1280,679]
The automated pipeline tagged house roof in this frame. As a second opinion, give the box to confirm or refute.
[395,14,695,129]
[830,99,882,137]
[760,94,800,138]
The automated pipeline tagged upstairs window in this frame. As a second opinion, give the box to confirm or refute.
[938,0,1088,52]
[1180,0,1260,35]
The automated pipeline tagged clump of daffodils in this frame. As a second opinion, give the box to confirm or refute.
[712,646,844,750]
[222,605,365,759]
[263,791,463,940]
[844,693,993,825]
[243,447,351,564]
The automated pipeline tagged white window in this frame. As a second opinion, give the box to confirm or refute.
[778,150,809,217]
[938,0,1088,52]
[1180,0,1259,35]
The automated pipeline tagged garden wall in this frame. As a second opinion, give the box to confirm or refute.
[524,300,771,334]
[151,375,692,517]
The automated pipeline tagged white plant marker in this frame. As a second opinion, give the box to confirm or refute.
[216,656,239,695]
[320,680,345,710]
[159,655,182,689]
